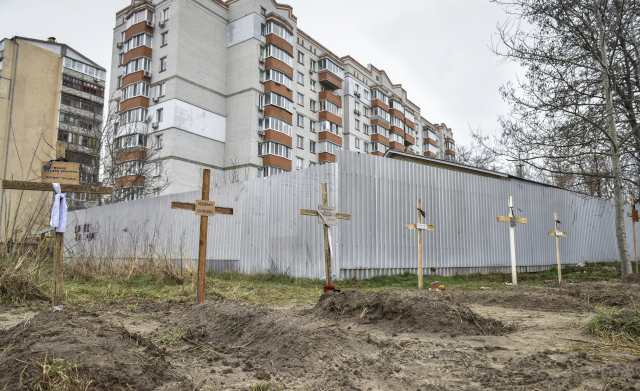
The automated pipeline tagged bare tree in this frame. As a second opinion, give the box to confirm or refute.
[456,133,506,172]
[488,0,640,277]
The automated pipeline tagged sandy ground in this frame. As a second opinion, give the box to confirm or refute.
[1,283,639,390]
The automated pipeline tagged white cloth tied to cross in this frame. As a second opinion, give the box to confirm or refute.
[317,209,334,258]
[50,183,67,233]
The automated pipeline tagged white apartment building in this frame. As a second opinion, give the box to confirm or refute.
[110,0,457,197]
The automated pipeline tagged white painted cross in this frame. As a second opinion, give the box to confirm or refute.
[548,212,568,283]
[405,198,434,290]
[497,196,528,285]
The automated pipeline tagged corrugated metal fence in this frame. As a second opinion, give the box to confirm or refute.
[67,151,634,279]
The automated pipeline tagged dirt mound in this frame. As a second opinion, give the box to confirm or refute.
[624,274,640,284]
[549,282,640,307]
[453,287,595,313]
[0,309,188,390]
[311,290,515,336]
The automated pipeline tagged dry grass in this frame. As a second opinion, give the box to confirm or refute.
[19,355,91,391]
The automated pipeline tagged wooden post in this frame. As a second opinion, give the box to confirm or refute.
[170,170,233,304]
[508,196,517,286]
[497,196,528,286]
[197,170,210,303]
[299,183,351,287]
[53,142,65,306]
[554,212,562,283]
[322,183,332,286]
[417,199,423,290]
[627,196,639,274]
[405,199,434,290]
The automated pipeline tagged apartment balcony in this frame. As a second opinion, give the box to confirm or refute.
[318,90,342,106]
[262,154,292,171]
[265,34,293,55]
[371,133,389,146]
[390,126,404,138]
[318,111,342,126]
[115,175,145,189]
[116,150,147,163]
[318,130,342,146]
[264,58,293,77]
[389,109,404,121]
[319,152,336,163]
[319,71,342,90]
[371,99,389,111]
[264,105,293,123]
[404,133,415,145]
[262,129,292,146]
[124,21,154,41]
[404,118,415,129]
[264,80,292,100]
[423,151,437,158]
[389,141,404,151]
[445,149,456,157]
[120,96,150,112]
[423,137,437,146]
[122,70,151,89]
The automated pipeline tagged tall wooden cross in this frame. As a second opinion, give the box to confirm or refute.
[548,212,568,283]
[300,183,350,286]
[170,169,233,303]
[0,141,113,305]
[627,196,639,274]
[497,196,528,286]
[405,198,434,290]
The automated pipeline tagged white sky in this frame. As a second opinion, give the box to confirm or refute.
[0,0,522,146]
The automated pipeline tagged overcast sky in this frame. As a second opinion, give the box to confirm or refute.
[0,0,522,146]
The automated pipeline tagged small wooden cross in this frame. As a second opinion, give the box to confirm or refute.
[170,169,233,303]
[405,198,434,290]
[0,141,113,305]
[627,196,639,275]
[497,196,528,286]
[300,183,350,286]
[548,212,568,283]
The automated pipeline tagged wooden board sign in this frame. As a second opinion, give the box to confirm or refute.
[41,161,79,185]
[317,205,337,226]
[416,223,435,231]
[195,200,215,216]
[196,200,216,217]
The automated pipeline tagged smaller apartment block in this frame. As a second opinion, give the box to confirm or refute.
[0,37,105,221]
[110,0,456,198]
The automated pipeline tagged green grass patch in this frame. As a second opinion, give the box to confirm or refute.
[587,308,640,341]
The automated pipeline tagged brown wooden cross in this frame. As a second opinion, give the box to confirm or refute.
[627,196,639,275]
[170,169,233,303]
[0,141,113,305]
[548,212,568,283]
[497,196,528,286]
[300,183,350,286]
[405,198,434,290]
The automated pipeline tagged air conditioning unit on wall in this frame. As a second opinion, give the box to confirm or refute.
[143,71,151,78]
[152,122,159,129]
[159,20,166,28]
[116,42,123,49]
[146,20,154,27]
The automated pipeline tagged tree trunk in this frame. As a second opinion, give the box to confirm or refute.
[597,0,633,278]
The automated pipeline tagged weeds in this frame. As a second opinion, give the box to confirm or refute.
[587,308,640,341]
[0,253,49,303]
[250,382,279,391]
[154,327,186,347]
[21,355,90,390]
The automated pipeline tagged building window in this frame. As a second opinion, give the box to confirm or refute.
[120,32,126,43]
[310,121,317,133]
[154,188,160,197]
[260,7,266,16]
[161,32,168,46]
[162,7,170,21]
[62,75,105,98]
[297,135,304,149]
[364,142,370,152]
[297,71,304,85]
[356,138,361,149]
[310,80,316,91]
[297,92,304,105]
[355,101,360,112]
[157,82,166,97]
[310,60,316,71]
[310,140,316,153]
[364,106,370,117]
[160,57,167,72]
[156,108,163,122]
[363,124,370,135]
[296,157,303,170]
[364,90,370,100]
[261,23,266,36]
[155,134,163,148]
[310,162,316,167]
[355,119,360,130]
[119,53,124,65]
[117,76,122,89]
[297,114,304,127]
[298,51,304,64]
[155,162,162,176]
[310,99,316,111]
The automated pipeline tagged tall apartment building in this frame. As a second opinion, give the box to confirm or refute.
[0,37,105,230]
[110,0,456,197]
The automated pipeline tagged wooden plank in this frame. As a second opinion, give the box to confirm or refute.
[195,200,216,217]
[322,183,332,286]
[53,233,64,306]
[171,201,232,215]
[301,208,350,220]
[197,169,210,304]
[406,223,417,230]
[41,161,79,185]
[336,213,351,220]
[418,199,423,290]
[497,215,527,224]
[0,180,113,194]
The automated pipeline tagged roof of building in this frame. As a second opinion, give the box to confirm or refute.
[10,36,106,71]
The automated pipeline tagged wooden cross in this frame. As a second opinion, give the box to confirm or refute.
[170,169,233,303]
[300,183,350,286]
[0,141,113,305]
[627,196,639,275]
[497,196,528,286]
[405,198,434,290]
[548,212,568,283]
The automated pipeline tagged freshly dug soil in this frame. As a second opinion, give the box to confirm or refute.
[452,287,596,313]
[0,309,187,390]
[1,286,639,390]
[624,274,640,284]
[312,290,515,335]
[548,282,640,307]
